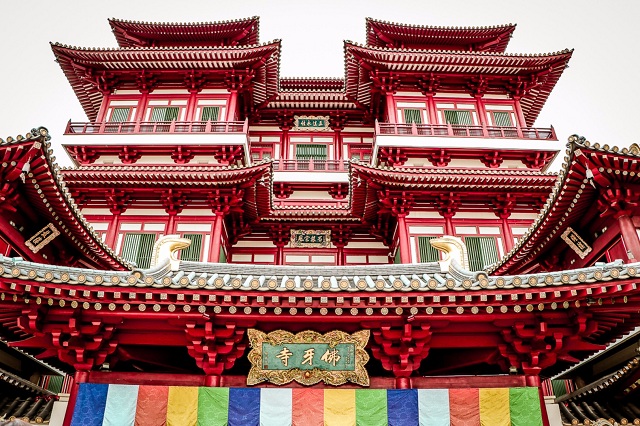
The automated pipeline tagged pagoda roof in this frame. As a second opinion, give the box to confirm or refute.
[344,43,573,126]
[61,162,272,188]
[2,248,640,374]
[279,78,344,92]
[0,128,129,271]
[490,136,640,275]
[366,18,516,52]
[351,162,557,191]
[109,17,260,48]
[51,41,281,121]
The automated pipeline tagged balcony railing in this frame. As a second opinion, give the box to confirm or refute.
[375,121,556,140]
[64,119,249,135]
[273,159,348,172]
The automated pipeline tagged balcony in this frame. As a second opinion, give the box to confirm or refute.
[373,121,563,169]
[65,119,248,135]
[62,120,250,165]
[375,122,556,140]
[272,159,349,184]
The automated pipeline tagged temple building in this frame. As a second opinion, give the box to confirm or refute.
[0,16,639,426]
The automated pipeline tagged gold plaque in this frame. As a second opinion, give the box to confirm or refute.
[247,329,370,386]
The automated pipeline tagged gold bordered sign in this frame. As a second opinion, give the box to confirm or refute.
[290,229,331,248]
[247,329,370,386]
[25,223,60,254]
[561,227,592,259]
[292,115,330,131]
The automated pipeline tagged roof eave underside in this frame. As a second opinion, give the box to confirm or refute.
[490,138,640,275]
[345,44,573,127]
[108,17,260,47]
[51,42,280,121]
[1,130,131,271]
[366,19,516,52]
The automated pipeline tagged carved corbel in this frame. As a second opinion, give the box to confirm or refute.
[368,323,432,377]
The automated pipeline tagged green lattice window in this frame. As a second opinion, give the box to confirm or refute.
[180,234,203,262]
[150,106,179,122]
[444,110,473,125]
[417,237,439,263]
[121,233,156,269]
[296,144,327,161]
[493,111,513,127]
[403,109,422,124]
[109,107,130,122]
[201,106,220,121]
[465,236,499,271]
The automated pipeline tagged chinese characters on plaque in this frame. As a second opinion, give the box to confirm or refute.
[247,329,370,386]
[290,230,331,248]
[292,115,330,132]
[25,223,60,254]
[561,227,592,259]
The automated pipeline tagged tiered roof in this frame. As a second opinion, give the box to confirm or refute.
[344,43,573,126]
[51,41,281,121]
[490,136,640,275]
[109,17,260,47]
[0,128,129,270]
[365,18,516,52]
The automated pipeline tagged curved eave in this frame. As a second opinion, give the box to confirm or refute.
[344,43,572,126]
[365,18,516,52]
[61,162,272,187]
[351,162,558,191]
[490,137,640,275]
[51,42,281,121]
[279,77,345,92]
[0,128,130,271]
[109,16,260,48]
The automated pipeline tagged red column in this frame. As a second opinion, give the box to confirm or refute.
[513,98,526,137]
[185,91,197,121]
[501,217,514,253]
[618,214,640,261]
[226,91,238,121]
[166,213,177,235]
[134,92,149,122]
[104,213,120,250]
[475,96,489,137]
[275,242,285,265]
[96,93,110,123]
[385,93,396,123]
[397,214,411,264]
[210,213,224,263]
[62,370,89,426]
[442,214,454,236]
[426,94,437,125]
[524,370,551,426]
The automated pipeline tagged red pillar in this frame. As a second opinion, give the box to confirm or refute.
[210,213,224,263]
[62,370,89,426]
[166,213,177,235]
[524,371,551,426]
[501,217,514,253]
[618,214,640,261]
[425,94,437,125]
[185,91,198,121]
[395,377,412,389]
[385,93,396,123]
[134,92,149,122]
[275,242,285,265]
[104,213,120,250]
[226,91,238,121]
[396,214,411,264]
[475,96,489,137]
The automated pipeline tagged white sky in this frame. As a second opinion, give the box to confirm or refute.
[1,0,639,169]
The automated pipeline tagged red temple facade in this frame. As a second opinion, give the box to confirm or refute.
[0,17,639,426]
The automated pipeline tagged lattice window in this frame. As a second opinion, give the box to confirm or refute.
[403,109,423,124]
[109,107,130,122]
[296,144,327,161]
[444,110,473,125]
[493,111,513,127]
[201,106,220,122]
[150,106,179,122]
[121,233,156,269]
[180,234,203,262]
[417,237,439,263]
[465,236,499,271]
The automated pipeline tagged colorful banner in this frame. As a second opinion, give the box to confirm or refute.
[70,384,544,426]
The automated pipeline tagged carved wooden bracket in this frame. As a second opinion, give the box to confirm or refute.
[171,146,194,164]
[368,323,432,377]
[379,147,407,167]
[185,322,247,376]
[15,308,118,371]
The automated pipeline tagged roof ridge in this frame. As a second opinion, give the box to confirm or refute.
[51,39,281,52]
[366,17,517,31]
[108,16,260,26]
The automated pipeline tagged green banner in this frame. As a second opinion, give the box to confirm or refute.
[262,343,356,371]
